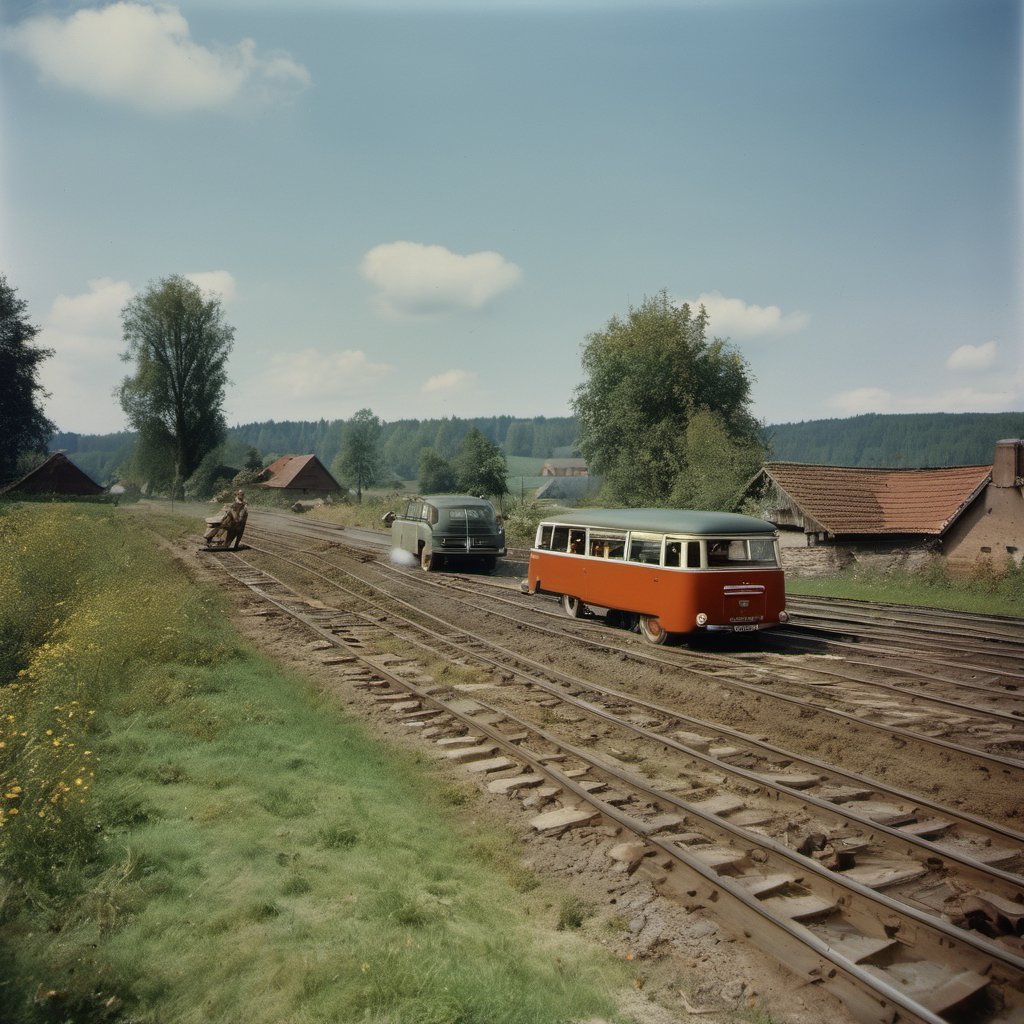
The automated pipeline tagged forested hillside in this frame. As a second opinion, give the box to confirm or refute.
[225,416,578,480]
[50,412,1024,485]
[764,413,1024,467]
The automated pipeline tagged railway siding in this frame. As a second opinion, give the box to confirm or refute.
[197,527,1024,1024]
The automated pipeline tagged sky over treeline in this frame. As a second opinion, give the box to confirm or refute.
[1,0,1019,434]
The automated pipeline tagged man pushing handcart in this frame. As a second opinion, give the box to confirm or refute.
[203,490,249,550]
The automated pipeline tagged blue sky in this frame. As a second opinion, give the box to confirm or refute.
[1,0,1020,435]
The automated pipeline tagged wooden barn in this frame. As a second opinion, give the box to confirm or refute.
[256,454,343,499]
[746,439,1024,576]
[0,453,105,498]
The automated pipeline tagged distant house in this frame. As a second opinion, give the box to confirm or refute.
[256,454,343,499]
[746,439,1024,575]
[540,458,589,477]
[0,453,106,498]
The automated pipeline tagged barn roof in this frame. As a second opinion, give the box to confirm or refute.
[756,462,992,536]
[259,454,342,492]
[0,452,105,496]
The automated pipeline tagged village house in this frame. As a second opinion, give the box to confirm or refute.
[0,452,105,498]
[256,454,343,500]
[746,439,1024,576]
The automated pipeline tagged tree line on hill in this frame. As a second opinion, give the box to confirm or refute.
[764,412,1024,468]
[48,411,1024,493]
[5,270,1022,506]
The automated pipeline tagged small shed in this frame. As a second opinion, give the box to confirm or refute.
[745,443,1024,575]
[540,458,589,477]
[257,454,342,499]
[0,453,105,497]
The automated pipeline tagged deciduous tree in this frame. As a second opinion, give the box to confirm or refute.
[0,275,55,483]
[333,408,382,502]
[118,275,234,491]
[418,447,457,493]
[454,428,508,503]
[572,291,764,507]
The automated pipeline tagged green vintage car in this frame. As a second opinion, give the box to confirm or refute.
[384,494,506,572]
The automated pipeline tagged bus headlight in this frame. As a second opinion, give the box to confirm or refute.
[696,612,708,627]
[778,610,789,623]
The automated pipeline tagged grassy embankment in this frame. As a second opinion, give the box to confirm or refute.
[0,503,635,1024]
[786,560,1024,618]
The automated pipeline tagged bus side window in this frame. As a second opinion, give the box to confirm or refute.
[551,526,570,551]
[664,542,681,567]
[537,524,553,549]
[569,529,586,554]
[686,542,701,568]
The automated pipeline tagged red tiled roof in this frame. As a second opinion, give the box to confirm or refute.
[260,454,341,491]
[0,452,104,495]
[760,462,992,536]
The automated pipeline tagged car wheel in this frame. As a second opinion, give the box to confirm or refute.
[420,545,435,571]
[561,594,586,618]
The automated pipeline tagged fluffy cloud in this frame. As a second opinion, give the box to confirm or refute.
[37,277,134,433]
[187,270,237,302]
[685,291,810,338]
[360,241,522,317]
[422,368,477,394]
[4,2,310,114]
[255,348,392,405]
[946,340,997,371]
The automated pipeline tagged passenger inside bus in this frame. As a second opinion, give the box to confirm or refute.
[569,530,586,554]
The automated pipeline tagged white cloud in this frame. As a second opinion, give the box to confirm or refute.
[37,278,134,433]
[422,368,477,394]
[258,348,392,403]
[360,241,522,317]
[46,277,133,342]
[829,383,1019,416]
[685,291,810,338]
[946,340,997,371]
[4,2,310,114]
[187,270,237,302]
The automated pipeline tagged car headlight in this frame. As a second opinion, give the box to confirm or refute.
[778,610,789,623]
[696,612,708,627]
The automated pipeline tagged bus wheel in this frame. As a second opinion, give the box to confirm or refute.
[561,594,586,618]
[420,546,435,571]
[640,615,669,645]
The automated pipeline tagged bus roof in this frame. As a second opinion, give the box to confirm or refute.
[538,508,777,536]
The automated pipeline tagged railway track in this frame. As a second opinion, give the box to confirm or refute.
[201,524,1024,1024]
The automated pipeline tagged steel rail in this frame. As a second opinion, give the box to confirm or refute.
[206,550,1024,1024]
[236,535,1024,874]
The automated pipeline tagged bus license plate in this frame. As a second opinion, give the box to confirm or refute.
[733,624,758,632]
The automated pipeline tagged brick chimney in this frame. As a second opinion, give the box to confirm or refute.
[992,439,1024,487]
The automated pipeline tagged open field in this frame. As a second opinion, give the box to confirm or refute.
[0,503,642,1024]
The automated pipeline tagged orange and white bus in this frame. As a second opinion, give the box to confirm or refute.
[523,508,788,644]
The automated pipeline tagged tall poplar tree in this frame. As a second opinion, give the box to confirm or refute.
[0,274,55,483]
[333,407,382,502]
[118,275,234,491]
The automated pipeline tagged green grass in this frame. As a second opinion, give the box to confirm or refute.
[0,503,631,1024]
[787,558,1024,618]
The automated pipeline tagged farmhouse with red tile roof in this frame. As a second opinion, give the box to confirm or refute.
[257,454,343,498]
[747,439,1024,575]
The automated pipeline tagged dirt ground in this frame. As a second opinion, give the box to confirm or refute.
[171,532,863,1024]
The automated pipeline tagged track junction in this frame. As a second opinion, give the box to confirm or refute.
[196,508,1024,1024]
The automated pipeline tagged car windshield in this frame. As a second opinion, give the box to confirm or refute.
[443,506,495,523]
